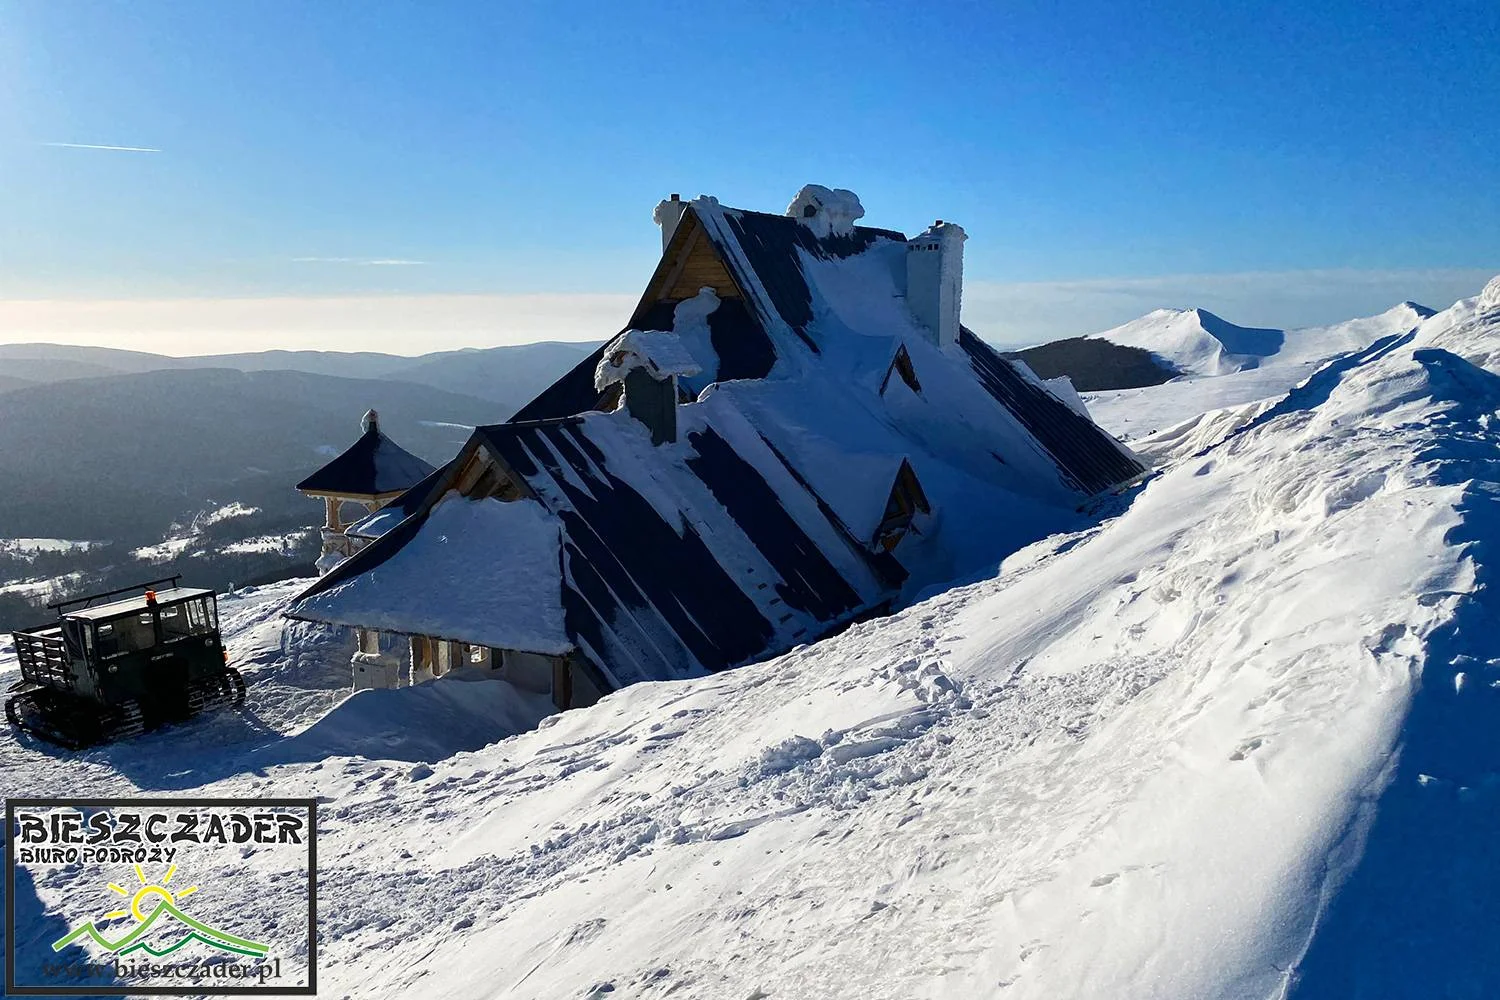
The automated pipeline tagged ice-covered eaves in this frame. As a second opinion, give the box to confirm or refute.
[1044,375,1092,419]
[346,505,407,540]
[593,329,704,392]
[290,494,571,656]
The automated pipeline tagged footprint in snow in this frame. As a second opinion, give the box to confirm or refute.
[1229,737,1265,761]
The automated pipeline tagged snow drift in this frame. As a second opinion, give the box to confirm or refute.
[2,283,1498,998]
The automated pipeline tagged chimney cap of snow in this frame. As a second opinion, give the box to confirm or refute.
[786,185,864,239]
[362,408,379,434]
[909,220,967,247]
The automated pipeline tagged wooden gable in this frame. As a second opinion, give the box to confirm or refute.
[453,444,529,503]
[630,209,744,327]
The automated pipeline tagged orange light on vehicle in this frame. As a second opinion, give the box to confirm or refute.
[144,590,157,604]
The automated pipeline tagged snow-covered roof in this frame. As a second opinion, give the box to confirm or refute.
[345,504,407,540]
[292,189,1147,692]
[289,404,896,686]
[292,494,570,655]
[296,415,436,498]
[517,194,1142,498]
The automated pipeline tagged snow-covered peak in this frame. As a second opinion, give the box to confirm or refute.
[1091,302,1437,377]
[1090,307,1283,376]
[786,184,865,239]
[1480,273,1500,313]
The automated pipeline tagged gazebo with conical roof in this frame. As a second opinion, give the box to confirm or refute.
[296,409,435,574]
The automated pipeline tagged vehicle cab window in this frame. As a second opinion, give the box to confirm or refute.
[161,598,214,640]
[95,612,157,657]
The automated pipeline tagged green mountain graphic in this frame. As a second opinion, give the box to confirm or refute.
[52,899,268,958]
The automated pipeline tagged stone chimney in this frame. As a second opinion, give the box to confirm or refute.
[593,330,701,446]
[623,369,678,445]
[905,221,966,348]
[653,193,688,251]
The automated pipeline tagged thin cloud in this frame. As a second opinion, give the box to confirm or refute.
[291,257,427,266]
[41,141,162,153]
[0,292,629,356]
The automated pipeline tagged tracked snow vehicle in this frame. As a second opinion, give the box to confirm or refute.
[6,577,245,748]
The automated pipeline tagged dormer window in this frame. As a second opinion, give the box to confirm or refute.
[873,460,931,552]
[880,344,923,397]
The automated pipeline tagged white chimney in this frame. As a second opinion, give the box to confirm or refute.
[905,221,966,347]
[653,193,687,251]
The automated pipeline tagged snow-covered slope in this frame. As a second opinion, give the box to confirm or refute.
[2,286,1497,998]
[1084,302,1435,442]
[1093,301,1432,377]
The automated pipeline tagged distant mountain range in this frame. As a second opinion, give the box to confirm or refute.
[0,340,595,630]
[0,340,597,405]
[1013,301,1434,390]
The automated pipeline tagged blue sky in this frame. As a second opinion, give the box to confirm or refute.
[1,0,1496,352]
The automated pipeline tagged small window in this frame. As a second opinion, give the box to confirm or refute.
[161,599,213,639]
[96,612,156,656]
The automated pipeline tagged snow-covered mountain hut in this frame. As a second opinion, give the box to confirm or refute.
[295,409,436,576]
[284,187,1147,708]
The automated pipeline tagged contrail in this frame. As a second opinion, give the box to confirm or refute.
[41,141,162,153]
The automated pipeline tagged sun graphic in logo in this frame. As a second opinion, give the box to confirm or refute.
[102,864,199,923]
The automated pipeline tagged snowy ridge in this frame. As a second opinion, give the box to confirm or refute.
[1091,301,1432,377]
[3,281,1496,996]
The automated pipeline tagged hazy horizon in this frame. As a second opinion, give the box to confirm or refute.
[1,266,1494,358]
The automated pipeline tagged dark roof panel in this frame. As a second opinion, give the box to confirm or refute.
[714,210,901,351]
[508,342,612,423]
[958,328,1146,495]
[295,425,436,496]
[686,427,865,621]
[479,420,780,680]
